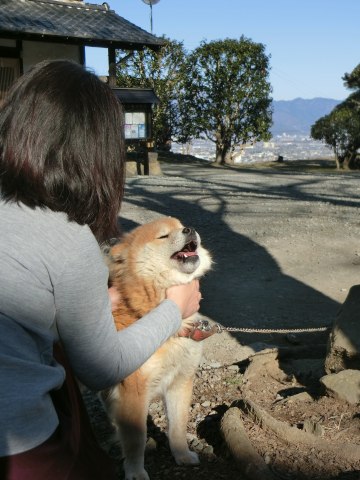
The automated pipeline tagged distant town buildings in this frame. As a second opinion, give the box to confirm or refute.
[172,135,334,164]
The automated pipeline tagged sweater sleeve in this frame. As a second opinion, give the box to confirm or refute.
[54,228,182,391]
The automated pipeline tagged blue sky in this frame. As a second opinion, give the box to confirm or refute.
[85,0,360,101]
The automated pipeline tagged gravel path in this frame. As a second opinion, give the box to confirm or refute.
[121,162,360,347]
[86,161,360,479]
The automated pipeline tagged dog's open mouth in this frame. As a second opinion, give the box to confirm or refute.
[171,240,199,262]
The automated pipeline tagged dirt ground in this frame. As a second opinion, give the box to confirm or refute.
[84,159,360,479]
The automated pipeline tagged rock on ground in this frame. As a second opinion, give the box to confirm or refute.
[321,369,360,404]
[325,284,360,373]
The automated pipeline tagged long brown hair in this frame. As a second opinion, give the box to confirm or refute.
[0,60,125,243]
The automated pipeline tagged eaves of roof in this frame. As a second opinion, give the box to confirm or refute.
[112,88,160,105]
[0,0,164,50]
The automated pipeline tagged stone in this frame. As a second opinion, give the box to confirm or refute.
[148,152,163,175]
[145,437,157,451]
[125,161,138,177]
[227,365,240,372]
[320,369,360,404]
[325,284,360,373]
[288,391,314,403]
[125,152,162,176]
[209,362,221,369]
[303,419,323,436]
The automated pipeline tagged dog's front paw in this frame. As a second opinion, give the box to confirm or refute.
[124,470,150,480]
[174,450,200,466]
[124,462,150,480]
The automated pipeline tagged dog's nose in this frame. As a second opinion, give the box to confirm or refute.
[182,227,195,235]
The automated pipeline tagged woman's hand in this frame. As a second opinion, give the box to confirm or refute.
[166,279,202,319]
[108,286,120,312]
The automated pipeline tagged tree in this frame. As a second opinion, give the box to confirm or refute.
[311,106,360,169]
[116,38,187,149]
[311,63,360,169]
[343,63,360,90]
[178,37,272,165]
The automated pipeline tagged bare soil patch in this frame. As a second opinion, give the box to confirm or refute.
[84,347,360,479]
[85,159,360,479]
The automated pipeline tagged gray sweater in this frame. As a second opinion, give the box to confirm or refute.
[0,200,181,456]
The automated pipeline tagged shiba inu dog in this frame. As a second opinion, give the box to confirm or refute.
[102,217,212,480]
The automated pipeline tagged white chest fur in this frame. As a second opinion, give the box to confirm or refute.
[140,336,203,399]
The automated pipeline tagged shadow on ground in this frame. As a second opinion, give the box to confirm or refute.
[116,166,358,346]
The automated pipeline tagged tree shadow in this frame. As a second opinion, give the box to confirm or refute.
[106,164,360,480]
[107,166,360,479]
[118,170,348,341]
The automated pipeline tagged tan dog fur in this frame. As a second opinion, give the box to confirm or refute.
[102,217,212,480]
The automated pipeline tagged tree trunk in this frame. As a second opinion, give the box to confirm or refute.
[214,143,226,165]
[339,150,358,170]
[348,151,358,169]
[335,155,341,169]
[342,157,351,170]
[224,150,232,164]
[214,141,231,165]
[221,407,276,479]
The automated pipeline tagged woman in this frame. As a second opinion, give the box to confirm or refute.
[0,60,201,479]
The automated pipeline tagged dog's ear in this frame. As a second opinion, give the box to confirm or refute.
[108,230,133,264]
[109,242,128,264]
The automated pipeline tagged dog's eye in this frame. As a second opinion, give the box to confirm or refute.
[157,234,169,239]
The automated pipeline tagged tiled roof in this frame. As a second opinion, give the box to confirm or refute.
[0,0,164,49]
[112,88,160,105]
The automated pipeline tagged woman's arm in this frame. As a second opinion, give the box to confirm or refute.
[54,229,199,391]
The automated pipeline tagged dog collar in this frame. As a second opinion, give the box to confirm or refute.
[178,320,221,341]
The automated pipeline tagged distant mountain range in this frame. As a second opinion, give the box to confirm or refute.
[271,97,342,136]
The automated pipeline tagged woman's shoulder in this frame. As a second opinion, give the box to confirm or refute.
[1,199,103,284]
[1,199,96,253]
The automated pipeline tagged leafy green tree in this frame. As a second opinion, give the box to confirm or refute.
[116,38,187,149]
[343,63,360,90]
[311,63,360,169]
[178,37,272,165]
[311,106,360,169]
[343,63,360,118]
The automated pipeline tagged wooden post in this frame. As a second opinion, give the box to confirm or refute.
[108,46,116,87]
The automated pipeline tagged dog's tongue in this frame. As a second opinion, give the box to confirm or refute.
[175,251,198,259]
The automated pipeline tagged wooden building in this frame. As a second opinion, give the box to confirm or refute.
[0,0,163,173]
